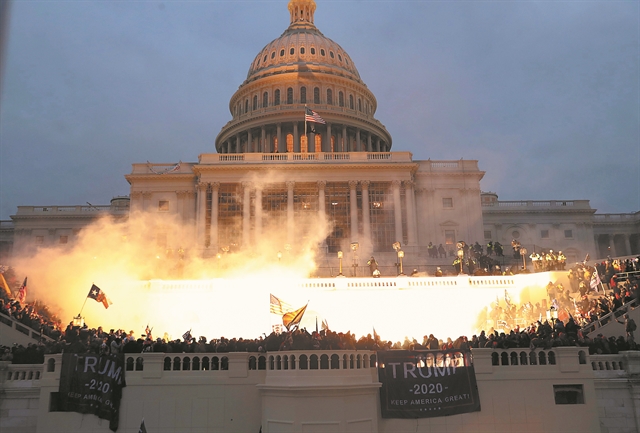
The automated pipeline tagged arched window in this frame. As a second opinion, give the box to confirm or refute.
[245,99,249,113]
[290,47,295,55]
[274,89,280,106]
[263,92,268,107]
[300,135,308,153]
[272,136,278,153]
[314,87,320,104]
[330,135,335,152]
[327,89,333,105]
[358,98,362,112]
[271,51,276,59]
[286,133,294,153]
[311,47,316,55]
[315,134,322,152]
[339,91,344,107]
[253,95,257,110]
[349,94,354,109]
[280,49,285,57]
[287,87,293,104]
[300,47,305,54]
[300,86,307,104]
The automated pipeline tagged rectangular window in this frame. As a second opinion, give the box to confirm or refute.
[553,385,584,404]
[442,198,453,208]
[59,236,68,244]
[484,230,492,240]
[445,230,456,245]
[158,200,169,212]
[35,236,44,245]
[564,229,573,239]
[541,230,549,239]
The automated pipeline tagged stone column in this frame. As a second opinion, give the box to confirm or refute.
[261,126,266,153]
[242,182,251,248]
[404,180,418,246]
[342,125,348,151]
[392,180,403,244]
[287,181,295,244]
[349,180,359,242]
[293,122,300,152]
[361,180,371,249]
[625,235,632,257]
[277,123,283,153]
[177,190,187,223]
[255,185,263,242]
[235,133,241,153]
[318,180,327,228]
[367,133,372,152]
[375,137,380,152]
[247,129,253,153]
[324,123,332,152]
[196,183,208,249]
[356,129,361,152]
[210,182,220,251]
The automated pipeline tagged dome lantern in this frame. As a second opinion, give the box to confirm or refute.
[288,0,316,26]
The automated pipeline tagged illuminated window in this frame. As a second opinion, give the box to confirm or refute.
[59,236,68,244]
[159,200,169,211]
[445,230,456,245]
[286,133,294,153]
[301,135,308,153]
[442,198,453,208]
[315,134,322,152]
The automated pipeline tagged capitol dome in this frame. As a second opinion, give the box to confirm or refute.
[215,0,392,155]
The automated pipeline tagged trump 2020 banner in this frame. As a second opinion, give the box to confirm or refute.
[58,353,126,432]
[378,349,480,418]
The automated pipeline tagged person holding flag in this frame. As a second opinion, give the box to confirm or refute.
[16,277,27,304]
[282,302,308,331]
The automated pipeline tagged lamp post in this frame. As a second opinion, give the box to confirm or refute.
[277,251,282,262]
[457,249,465,274]
[350,242,359,277]
[337,251,344,276]
[392,242,401,275]
[520,247,528,271]
[398,250,405,276]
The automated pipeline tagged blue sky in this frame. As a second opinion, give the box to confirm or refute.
[1,0,638,219]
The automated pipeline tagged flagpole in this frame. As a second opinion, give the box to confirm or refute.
[78,296,89,317]
[304,105,308,151]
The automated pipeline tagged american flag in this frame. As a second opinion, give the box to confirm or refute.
[270,293,292,315]
[305,107,326,124]
[16,277,27,304]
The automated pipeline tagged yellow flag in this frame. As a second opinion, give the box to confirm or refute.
[0,273,11,296]
[282,303,308,331]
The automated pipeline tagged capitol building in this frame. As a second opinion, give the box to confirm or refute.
[1,0,638,268]
[2,2,640,433]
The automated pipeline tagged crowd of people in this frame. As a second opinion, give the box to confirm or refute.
[1,256,639,365]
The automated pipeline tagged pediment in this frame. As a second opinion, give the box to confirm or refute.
[440,220,459,227]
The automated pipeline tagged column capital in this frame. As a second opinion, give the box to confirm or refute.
[241,181,253,189]
[348,180,358,189]
[403,180,415,189]
[142,191,152,199]
[130,191,143,199]
[176,190,188,198]
[317,180,326,190]
[210,182,220,191]
[286,181,295,190]
[360,180,370,189]
[391,180,402,187]
[197,182,209,192]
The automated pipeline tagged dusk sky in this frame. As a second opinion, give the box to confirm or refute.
[1,0,638,220]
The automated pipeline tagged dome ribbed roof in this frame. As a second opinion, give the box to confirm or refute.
[245,0,362,84]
